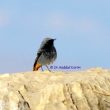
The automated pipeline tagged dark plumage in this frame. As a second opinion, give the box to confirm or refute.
[33,38,57,71]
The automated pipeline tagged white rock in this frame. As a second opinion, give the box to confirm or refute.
[0,69,110,110]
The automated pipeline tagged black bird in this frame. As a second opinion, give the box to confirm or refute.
[33,38,57,71]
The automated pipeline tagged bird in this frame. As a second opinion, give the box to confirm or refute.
[33,37,57,71]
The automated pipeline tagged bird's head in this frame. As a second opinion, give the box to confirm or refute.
[44,37,56,43]
[41,37,56,47]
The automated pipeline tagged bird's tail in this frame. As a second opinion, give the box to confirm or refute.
[33,63,42,71]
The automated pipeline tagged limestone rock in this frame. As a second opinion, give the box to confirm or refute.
[0,68,110,110]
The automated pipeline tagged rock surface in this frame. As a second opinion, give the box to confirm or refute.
[0,68,110,110]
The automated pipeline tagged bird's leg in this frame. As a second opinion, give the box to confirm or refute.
[46,65,51,72]
[41,66,44,71]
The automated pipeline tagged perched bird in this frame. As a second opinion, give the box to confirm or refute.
[33,38,57,71]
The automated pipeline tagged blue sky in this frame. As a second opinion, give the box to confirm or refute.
[0,0,110,73]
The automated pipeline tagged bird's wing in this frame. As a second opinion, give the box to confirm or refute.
[33,50,43,71]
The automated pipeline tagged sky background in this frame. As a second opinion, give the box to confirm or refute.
[0,0,110,73]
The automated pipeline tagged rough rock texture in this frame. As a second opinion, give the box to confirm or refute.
[0,68,110,110]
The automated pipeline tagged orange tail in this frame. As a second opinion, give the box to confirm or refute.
[33,63,42,71]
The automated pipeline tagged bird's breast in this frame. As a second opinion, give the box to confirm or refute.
[38,47,57,65]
